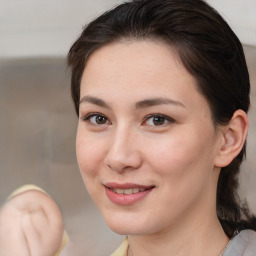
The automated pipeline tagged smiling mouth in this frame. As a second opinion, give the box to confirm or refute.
[104,184,155,205]
[109,187,150,195]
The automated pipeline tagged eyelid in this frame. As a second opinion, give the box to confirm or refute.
[80,112,174,127]
[143,114,175,126]
[81,112,111,125]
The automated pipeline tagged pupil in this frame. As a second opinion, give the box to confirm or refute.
[96,116,106,124]
[153,116,165,125]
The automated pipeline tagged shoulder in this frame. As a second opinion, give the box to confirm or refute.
[224,230,256,256]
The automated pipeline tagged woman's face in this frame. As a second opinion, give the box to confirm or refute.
[76,40,222,235]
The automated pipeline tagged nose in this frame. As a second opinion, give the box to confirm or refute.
[104,127,142,173]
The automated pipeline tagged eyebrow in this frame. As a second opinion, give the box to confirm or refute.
[79,95,186,109]
[79,95,111,109]
[135,97,186,109]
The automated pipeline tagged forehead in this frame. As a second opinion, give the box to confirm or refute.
[80,40,209,113]
[82,40,191,87]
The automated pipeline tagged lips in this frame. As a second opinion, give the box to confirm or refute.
[104,183,154,205]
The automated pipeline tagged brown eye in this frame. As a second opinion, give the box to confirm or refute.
[83,113,110,125]
[144,114,174,127]
[152,116,166,126]
[95,115,107,124]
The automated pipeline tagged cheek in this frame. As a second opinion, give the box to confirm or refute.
[144,133,216,218]
[76,131,107,204]
[76,130,105,178]
[145,127,216,181]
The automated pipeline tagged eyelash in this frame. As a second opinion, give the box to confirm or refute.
[81,113,110,125]
[81,113,174,127]
[143,114,175,127]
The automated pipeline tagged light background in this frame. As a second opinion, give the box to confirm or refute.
[0,0,255,59]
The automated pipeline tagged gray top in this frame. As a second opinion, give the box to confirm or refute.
[224,230,256,256]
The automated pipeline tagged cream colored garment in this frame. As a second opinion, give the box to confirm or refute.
[111,237,129,256]
[111,230,256,256]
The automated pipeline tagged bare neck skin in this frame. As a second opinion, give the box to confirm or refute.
[128,218,228,256]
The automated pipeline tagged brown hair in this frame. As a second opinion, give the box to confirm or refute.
[67,0,256,237]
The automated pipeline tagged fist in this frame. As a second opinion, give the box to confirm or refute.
[0,187,64,256]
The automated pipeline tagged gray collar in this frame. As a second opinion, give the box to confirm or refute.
[224,230,256,256]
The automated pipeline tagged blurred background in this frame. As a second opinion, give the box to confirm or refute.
[0,1,255,255]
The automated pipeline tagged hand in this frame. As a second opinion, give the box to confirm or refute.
[0,187,65,256]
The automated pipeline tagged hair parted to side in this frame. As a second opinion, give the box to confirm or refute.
[67,0,256,237]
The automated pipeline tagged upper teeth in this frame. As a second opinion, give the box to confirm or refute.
[112,188,146,195]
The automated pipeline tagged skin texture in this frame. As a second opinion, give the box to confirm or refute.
[0,189,64,256]
[76,40,248,256]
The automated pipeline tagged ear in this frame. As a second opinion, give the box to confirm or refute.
[214,109,249,168]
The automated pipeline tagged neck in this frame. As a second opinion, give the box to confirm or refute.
[127,213,229,256]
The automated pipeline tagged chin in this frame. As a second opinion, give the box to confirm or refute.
[109,225,145,236]
[102,212,155,236]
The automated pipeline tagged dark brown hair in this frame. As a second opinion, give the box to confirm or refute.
[67,0,256,237]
